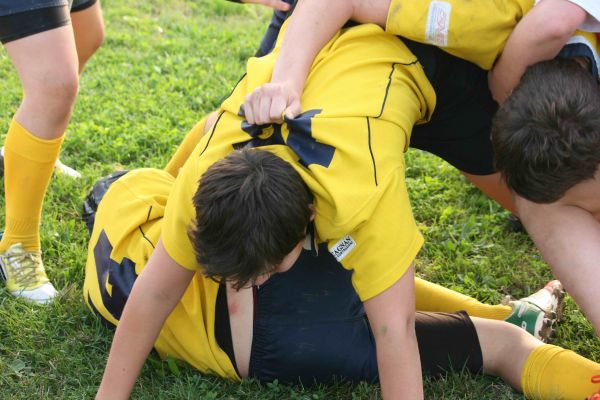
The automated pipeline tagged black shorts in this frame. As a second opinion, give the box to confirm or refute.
[254,18,498,175]
[216,244,483,384]
[405,40,498,175]
[0,0,97,44]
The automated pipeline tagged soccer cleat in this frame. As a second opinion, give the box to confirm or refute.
[518,280,566,321]
[504,280,566,343]
[0,146,81,179]
[0,243,57,304]
[82,170,129,234]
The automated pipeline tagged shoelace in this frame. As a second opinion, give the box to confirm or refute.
[2,250,44,288]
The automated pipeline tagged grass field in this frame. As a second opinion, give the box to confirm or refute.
[0,1,598,398]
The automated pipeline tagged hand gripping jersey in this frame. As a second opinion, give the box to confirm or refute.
[162,23,436,301]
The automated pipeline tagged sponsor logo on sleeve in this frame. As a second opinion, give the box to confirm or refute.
[426,1,451,47]
[329,235,357,262]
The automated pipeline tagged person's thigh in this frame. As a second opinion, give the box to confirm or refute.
[4,24,79,138]
[83,169,174,327]
[71,0,104,70]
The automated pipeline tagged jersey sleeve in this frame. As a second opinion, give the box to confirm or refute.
[385,0,533,69]
[327,169,424,302]
[162,151,203,272]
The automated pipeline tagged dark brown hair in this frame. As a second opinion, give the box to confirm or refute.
[190,149,312,289]
[492,59,600,203]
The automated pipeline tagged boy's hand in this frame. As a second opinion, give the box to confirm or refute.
[241,0,290,11]
[243,81,301,125]
[487,68,512,105]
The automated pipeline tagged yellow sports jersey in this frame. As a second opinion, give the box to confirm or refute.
[162,23,436,301]
[385,0,600,70]
[83,169,238,380]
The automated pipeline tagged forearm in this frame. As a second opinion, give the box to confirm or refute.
[96,280,172,398]
[364,265,423,399]
[96,241,194,399]
[375,320,423,399]
[270,0,356,92]
[272,0,390,90]
[490,0,586,102]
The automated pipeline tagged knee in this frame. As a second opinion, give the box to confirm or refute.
[28,70,80,116]
[87,23,105,56]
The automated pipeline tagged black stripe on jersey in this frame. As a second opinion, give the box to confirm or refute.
[366,117,378,186]
[86,293,116,330]
[199,110,226,158]
[376,61,419,118]
[93,230,138,321]
[138,206,155,249]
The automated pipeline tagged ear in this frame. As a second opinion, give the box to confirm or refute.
[308,203,315,221]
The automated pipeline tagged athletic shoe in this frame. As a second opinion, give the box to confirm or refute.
[0,243,57,304]
[518,280,566,321]
[82,170,129,234]
[0,146,81,178]
[504,280,566,343]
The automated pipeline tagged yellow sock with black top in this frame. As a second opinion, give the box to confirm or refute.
[521,344,600,399]
[415,277,512,319]
[0,119,63,252]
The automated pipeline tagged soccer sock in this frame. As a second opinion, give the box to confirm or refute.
[415,277,512,320]
[0,119,63,252]
[164,114,209,178]
[521,344,600,399]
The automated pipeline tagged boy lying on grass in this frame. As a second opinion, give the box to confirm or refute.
[87,14,599,397]
[242,0,600,339]
[84,154,600,400]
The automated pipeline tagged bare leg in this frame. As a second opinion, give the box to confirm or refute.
[471,316,537,391]
[71,1,105,73]
[6,26,79,140]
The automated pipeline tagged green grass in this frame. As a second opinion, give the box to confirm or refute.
[0,1,598,398]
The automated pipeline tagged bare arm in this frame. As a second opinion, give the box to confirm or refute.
[244,0,390,124]
[96,240,195,399]
[240,0,290,12]
[363,264,423,399]
[516,196,600,335]
[489,0,586,103]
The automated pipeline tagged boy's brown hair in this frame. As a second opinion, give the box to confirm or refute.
[492,58,600,203]
[190,149,312,289]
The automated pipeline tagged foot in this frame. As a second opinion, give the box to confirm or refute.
[504,280,566,343]
[0,243,57,304]
[0,146,81,179]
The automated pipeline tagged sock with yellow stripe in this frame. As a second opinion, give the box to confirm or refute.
[521,344,600,399]
[164,115,209,178]
[0,119,64,252]
[415,277,512,320]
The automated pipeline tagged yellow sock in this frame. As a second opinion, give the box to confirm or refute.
[0,119,63,252]
[164,115,210,178]
[415,277,512,320]
[521,344,600,399]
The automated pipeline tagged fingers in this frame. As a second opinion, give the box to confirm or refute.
[244,0,291,11]
[243,82,300,125]
[266,0,291,11]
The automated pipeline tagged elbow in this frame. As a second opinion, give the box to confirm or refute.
[538,1,587,41]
